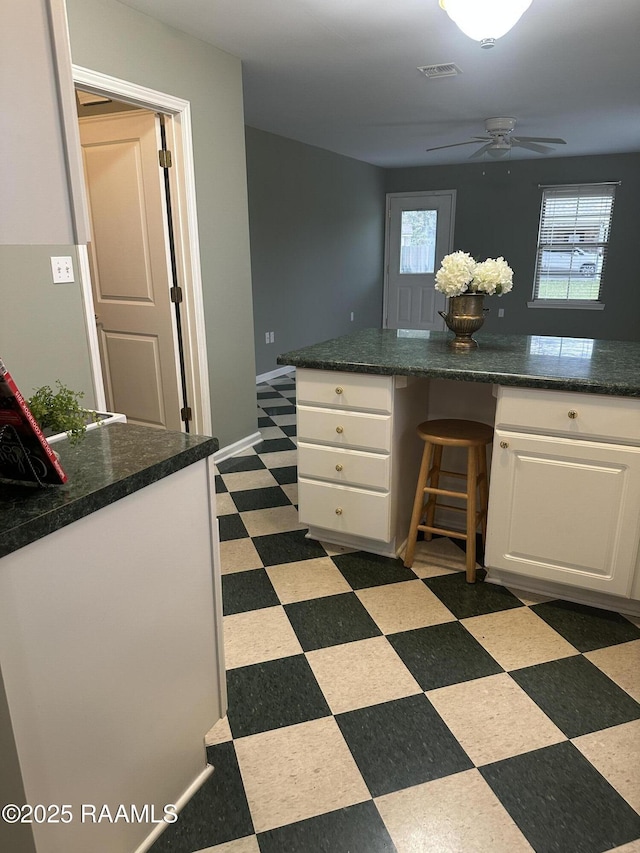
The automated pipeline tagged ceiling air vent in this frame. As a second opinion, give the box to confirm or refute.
[417,63,462,79]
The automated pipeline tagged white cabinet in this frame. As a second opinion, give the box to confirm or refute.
[296,368,428,556]
[486,387,640,597]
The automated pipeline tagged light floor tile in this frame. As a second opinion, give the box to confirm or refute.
[270,413,297,426]
[281,482,298,505]
[376,768,534,853]
[258,397,293,408]
[427,673,565,766]
[234,717,370,833]
[240,505,305,537]
[216,492,238,516]
[224,606,303,669]
[259,425,287,440]
[409,538,468,578]
[195,835,260,853]
[266,557,351,603]
[573,719,640,812]
[317,541,357,556]
[219,538,264,575]
[585,640,640,702]
[222,469,278,492]
[260,449,298,469]
[461,608,578,671]
[204,715,233,747]
[356,580,456,634]
[307,636,421,714]
[610,841,640,852]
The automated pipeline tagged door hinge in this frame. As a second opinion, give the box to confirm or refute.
[170,285,183,304]
[181,406,192,422]
[158,149,172,169]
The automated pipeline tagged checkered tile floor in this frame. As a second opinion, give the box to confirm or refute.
[151,372,640,853]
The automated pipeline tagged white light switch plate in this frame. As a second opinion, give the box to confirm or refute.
[51,256,75,283]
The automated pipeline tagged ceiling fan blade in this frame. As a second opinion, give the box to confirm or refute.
[425,140,478,152]
[512,140,554,154]
[469,143,495,159]
[512,135,567,144]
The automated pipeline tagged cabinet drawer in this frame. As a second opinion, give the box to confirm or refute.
[496,387,640,445]
[297,369,393,414]
[298,442,390,490]
[298,405,392,453]
[298,478,391,542]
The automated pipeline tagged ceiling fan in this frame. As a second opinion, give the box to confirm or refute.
[426,117,567,158]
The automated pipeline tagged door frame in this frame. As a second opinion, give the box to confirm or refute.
[382,190,456,330]
[72,65,212,435]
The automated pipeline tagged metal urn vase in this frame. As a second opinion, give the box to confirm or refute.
[439,294,489,350]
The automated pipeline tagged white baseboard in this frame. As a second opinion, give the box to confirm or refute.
[213,431,262,464]
[256,365,295,384]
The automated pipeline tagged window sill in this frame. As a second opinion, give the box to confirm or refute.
[527,300,605,311]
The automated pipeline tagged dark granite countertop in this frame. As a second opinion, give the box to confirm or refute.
[0,423,218,558]
[278,330,640,397]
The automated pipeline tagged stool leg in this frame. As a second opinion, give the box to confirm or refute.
[465,446,477,583]
[404,441,433,568]
[424,444,443,541]
[477,445,489,546]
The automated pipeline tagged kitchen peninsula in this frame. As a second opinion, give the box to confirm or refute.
[278,329,640,614]
[0,424,224,853]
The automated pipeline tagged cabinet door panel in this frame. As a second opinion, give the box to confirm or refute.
[297,406,392,453]
[297,442,390,490]
[486,432,640,595]
[298,478,391,542]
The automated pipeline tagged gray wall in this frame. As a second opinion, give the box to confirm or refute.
[385,153,640,341]
[1,1,94,402]
[245,128,386,375]
[67,0,257,447]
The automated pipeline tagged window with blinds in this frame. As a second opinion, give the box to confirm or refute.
[532,184,616,303]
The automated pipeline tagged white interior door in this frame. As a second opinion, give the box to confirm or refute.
[384,190,456,330]
[80,110,182,431]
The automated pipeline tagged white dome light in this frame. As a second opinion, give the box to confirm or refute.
[440,0,533,48]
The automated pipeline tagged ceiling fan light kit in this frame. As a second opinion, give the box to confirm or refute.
[439,0,533,48]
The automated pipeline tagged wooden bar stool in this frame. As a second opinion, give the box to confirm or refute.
[404,419,494,583]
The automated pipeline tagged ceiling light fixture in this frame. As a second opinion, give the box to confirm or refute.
[439,0,533,49]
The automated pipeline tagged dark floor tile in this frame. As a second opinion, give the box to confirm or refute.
[285,592,382,651]
[388,622,503,690]
[511,654,640,738]
[270,465,298,485]
[214,474,227,494]
[262,404,296,416]
[481,741,640,853]
[230,486,292,512]
[280,423,297,437]
[226,655,330,738]
[336,694,472,798]
[258,416,275,428]
[217,454,266,475]
[331,551,418,589]
[218,513,249,542]
[257,391,284,400]
[252,529,327,567]
[531,599,640,652]
[271,381,296,391]
[423,572,523,619]
[222,568,280,615]
[149,742,253,852]
[257,801,396,853]
[254,437,297,454]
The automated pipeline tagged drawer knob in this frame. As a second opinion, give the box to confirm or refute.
[568,410,578,419]
[335,464,343,472]
[335,386,343,395]
[499,440,509,449]
[335,507,343,515]
[336,425,344,434]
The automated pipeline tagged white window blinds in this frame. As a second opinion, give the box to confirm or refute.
[532,184,617,302]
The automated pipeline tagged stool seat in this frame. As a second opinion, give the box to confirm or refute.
[404,418,493,583]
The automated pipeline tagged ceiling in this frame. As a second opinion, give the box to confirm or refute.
[117,0,640,168]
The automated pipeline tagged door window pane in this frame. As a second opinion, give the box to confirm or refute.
[400,210,437,274]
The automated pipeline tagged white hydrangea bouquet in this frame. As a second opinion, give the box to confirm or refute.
[435,251,513,297]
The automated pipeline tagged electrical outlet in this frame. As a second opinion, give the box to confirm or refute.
[265,332,270,344]
[498,308,505,318]
[269,331,275,343]
[51,256,75,283]
[350,312,354,321]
